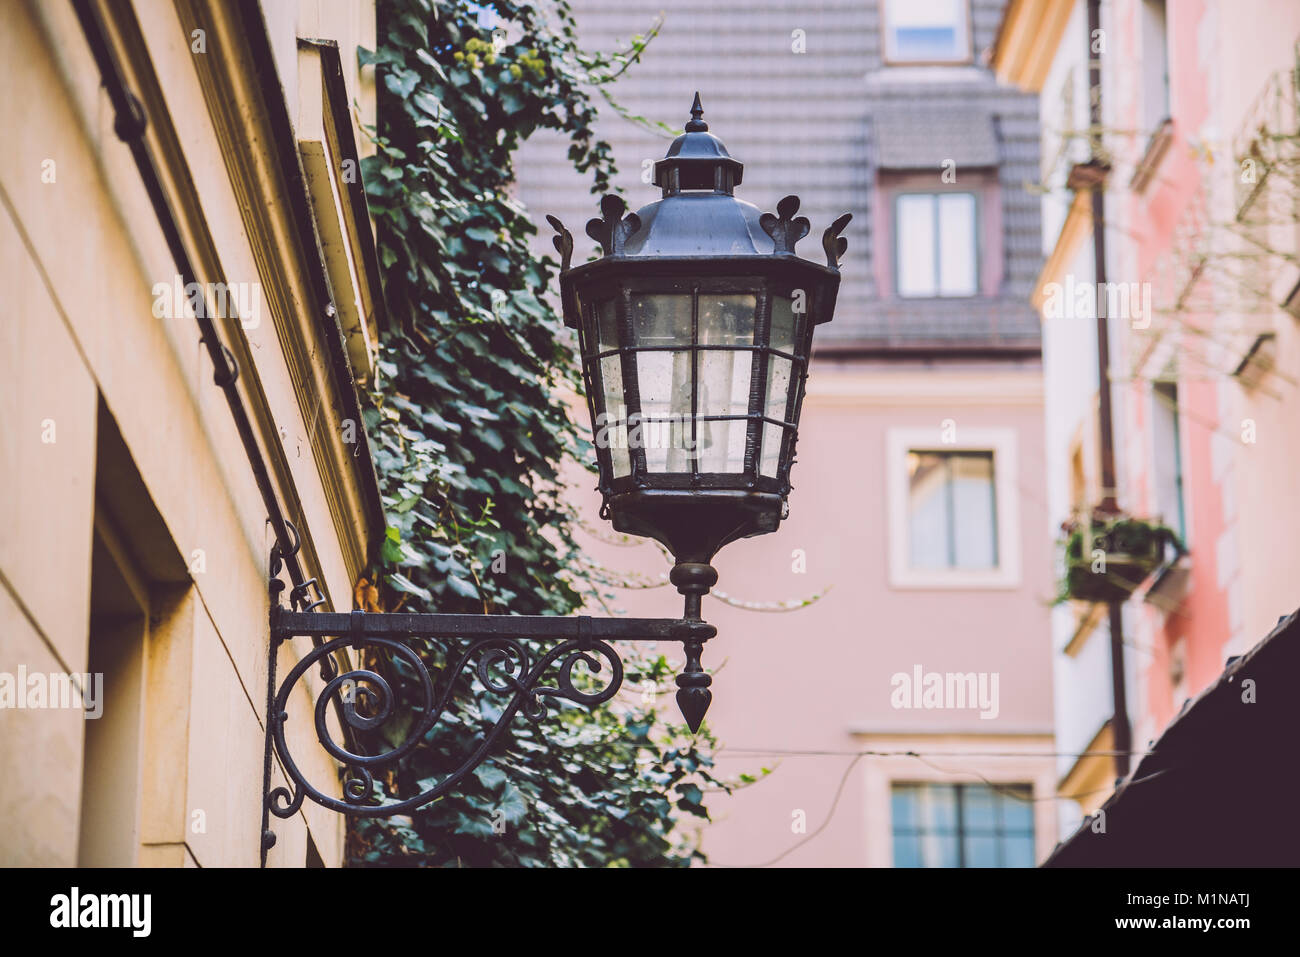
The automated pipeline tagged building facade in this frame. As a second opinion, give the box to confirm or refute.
[517,0,1057,866]
[994,0,1300,836]
[0,0,383,866]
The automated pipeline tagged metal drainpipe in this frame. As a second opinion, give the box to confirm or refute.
[1087,0,1132,780]
[70,0,318,608]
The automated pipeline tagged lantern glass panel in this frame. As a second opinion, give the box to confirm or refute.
[761,294,802,478]
[592,299,631,477]
[765,355,792,420]
[762,352,792,478]
[632,294,693,473]
[697,293,757,474]
[600,356,631,478]
[596,298,621,351]
[770,294,798,354]
[759,424,784,478]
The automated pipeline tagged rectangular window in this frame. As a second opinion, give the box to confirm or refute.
[888,427,1019,588]
[892,783,1035,868]
[1152,381,1186,542]
[907,450,997,569]
[884,0,969,63]
[895,193,978,298]
[1141,0,1170,131]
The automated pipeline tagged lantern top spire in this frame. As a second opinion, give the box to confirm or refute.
[654,93,744,194]
[685,91,708,132]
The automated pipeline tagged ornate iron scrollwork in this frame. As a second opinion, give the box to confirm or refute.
[822,212,853,270]
[585,194,641,257]
[546,214,573,272]
[265,627,625,819]
[760,194,811,255]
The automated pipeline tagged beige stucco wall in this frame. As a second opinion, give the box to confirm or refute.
[0,0,377,867]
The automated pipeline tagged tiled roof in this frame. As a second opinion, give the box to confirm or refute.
[514,0,1042,353]
[873,105,1001,169]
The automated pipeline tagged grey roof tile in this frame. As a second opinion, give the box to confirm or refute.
[873,106,1000,169]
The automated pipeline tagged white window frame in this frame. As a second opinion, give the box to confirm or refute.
[1148,380,1188,547]
[882,0,972,65]
[1140,0,1171,132]
[893,191,980,299]
[886,426,1021,589]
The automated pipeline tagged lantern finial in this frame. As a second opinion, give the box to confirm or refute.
[685,92,708,132]
[653,93,742,193]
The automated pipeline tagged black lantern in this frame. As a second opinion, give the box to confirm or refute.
[549,95,851,575]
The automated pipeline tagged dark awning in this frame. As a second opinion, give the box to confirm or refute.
[1043,608,1300,866]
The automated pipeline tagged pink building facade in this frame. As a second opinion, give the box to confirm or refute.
[996,0,1300,830]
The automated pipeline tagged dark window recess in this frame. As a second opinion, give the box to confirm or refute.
[892,782,1036,867]
[906,450,998,569]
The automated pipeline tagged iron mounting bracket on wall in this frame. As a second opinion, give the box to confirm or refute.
[258,539,717,865]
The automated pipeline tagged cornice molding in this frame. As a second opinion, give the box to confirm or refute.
[805,369,1044,406]
[166,0,382,588]
[93,0,346,606]
[991,0,1075,94]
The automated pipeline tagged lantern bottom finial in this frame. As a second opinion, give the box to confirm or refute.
[676,673,712,733]
[669,561,717,732]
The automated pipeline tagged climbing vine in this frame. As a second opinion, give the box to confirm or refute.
[351,0,727,866]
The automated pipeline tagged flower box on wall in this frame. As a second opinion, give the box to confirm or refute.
[1058,515,1182,605]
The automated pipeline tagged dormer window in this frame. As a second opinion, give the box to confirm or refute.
[883,0,970,65]
[894,192,978,298]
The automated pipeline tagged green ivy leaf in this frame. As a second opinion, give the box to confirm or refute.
[496,782,529,824]
[388,572,432,601]
[444,574,479,599]
[473,764,508,792]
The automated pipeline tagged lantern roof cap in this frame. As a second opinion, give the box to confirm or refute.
[654,94,744,193]
[622,192,767,257]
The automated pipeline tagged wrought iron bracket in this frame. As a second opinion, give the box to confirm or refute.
[259,556,718,862]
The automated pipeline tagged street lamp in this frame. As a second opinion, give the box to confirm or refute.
[548,93,851,727]
[260,95,849,848]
